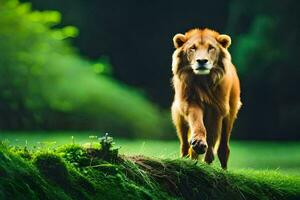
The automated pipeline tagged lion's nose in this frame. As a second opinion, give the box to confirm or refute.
[196,59,208,65]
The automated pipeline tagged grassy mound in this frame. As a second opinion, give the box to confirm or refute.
[0,139,299,200]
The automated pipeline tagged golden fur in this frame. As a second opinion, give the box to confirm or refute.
[171,28,241,169]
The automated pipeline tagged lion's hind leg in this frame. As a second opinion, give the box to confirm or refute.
[204,110,223,165]
[218,115,234,169]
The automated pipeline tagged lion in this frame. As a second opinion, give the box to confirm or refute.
[171,28,241,169]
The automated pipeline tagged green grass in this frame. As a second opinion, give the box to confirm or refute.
[1,131,300,175]
[0,138,300,200]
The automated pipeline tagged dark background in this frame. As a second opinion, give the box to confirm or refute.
[4,0,300,139]
[21,0,231,107]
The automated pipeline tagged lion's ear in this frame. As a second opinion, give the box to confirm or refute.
[173,33,186,48]
[217,34,231,49]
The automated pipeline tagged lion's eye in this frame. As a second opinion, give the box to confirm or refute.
[208,45,215,51]
[189,45,196,52]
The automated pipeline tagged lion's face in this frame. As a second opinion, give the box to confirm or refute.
[184,37,219,75]
[172,29,231,76]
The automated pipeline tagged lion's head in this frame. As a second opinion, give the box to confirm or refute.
[172,28,231,81]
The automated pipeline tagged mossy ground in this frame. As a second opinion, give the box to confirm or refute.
[0,139,299,200]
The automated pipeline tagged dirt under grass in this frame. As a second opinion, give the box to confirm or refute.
[0,140,299,200]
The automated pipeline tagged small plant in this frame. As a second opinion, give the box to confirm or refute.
[99,133,114,154]
[57,133,119,169]
[85,133,119,163]
[71,136,75,144]
[99,133,119,162]
[88,135,98,148]
[57,144,91,167]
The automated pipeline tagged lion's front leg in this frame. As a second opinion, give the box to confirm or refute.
[187,105,208,157]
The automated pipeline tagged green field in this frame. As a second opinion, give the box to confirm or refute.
[1,131,300,175]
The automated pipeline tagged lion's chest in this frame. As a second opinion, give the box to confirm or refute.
[176,83,229,116]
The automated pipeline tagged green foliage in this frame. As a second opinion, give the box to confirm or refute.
[57,134,119,167]
[233,16,278,76]
[57,144,91,167]
[227,0,300,138]
[0,143,70,200]
[0,0,172,138]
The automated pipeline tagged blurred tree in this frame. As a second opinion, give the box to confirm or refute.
[0,0,172,138]
[228,0,300,139]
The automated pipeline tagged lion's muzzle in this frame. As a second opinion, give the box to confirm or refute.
[192,59,212,75]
